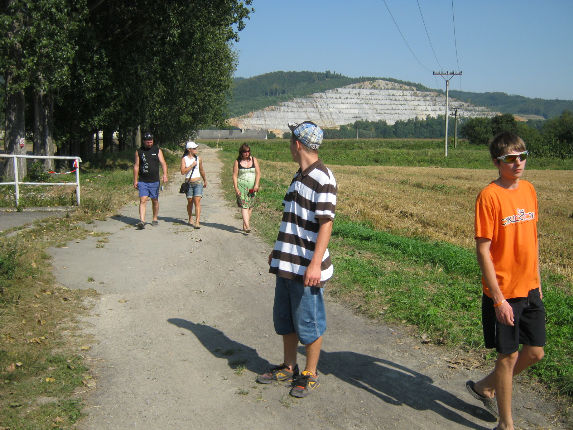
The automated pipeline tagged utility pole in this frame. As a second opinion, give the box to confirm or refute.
[453,108,459,148]
[433,70,462,157]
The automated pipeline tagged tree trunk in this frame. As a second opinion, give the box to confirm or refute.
[80,132,93,159]
[3,88,27,181]
[118,128,126,151]
[95,130,100,153]
[103,127,114,153]
[33,91,42,155]
[42,92,55,170]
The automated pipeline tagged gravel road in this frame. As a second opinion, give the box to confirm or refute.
[49,145,565,430]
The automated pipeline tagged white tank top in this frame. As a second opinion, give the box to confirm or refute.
[184,155,201,180]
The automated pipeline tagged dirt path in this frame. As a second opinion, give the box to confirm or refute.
[50,146,565,430]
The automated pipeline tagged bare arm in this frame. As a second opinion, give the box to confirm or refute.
[199,158,207,187]
[537,241,543,299]
[158,149,168,183]
[232,160,239,194]
[476,237,514,326]
[253,157,261,192]
[133,150,140,188]
[304,218,333,287]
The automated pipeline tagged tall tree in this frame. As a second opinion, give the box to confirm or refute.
[1,0,86,175]
[0,0,27,179]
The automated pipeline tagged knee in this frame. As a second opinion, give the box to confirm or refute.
[498,351,519,368]
[526,347,544,364]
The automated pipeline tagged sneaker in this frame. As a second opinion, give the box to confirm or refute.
[152,220,159,226]
[290,370,320,398]
[136,221,145,230]
[256,364,299,384]
[466,380,498,417]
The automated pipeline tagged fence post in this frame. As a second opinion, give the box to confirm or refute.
[13,155,20,208]
[75,157,81,206]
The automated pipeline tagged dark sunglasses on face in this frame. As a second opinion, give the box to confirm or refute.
[497,151,528,163]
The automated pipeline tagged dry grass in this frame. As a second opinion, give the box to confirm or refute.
[261,160,573,286]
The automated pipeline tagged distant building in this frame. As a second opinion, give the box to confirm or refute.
[197,129,267,140]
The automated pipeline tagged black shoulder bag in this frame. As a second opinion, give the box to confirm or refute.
[179,155,198,194]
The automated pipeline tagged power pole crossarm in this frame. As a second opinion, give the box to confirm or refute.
[433,71,462,157]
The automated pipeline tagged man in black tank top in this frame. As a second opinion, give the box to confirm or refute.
[133,132,168,229]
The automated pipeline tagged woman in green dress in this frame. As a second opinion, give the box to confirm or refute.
[232,144,261,233]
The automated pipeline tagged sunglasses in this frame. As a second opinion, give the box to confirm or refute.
[241,150,250,154]
[497,151,528,163]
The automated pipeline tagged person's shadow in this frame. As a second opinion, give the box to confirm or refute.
[167,319,494,429]
[110,214,141,226]
[109,214,189,227]
[196,221,244,233]
[168,318,270,373]
[316,349,494,428]
[109,215,243,231]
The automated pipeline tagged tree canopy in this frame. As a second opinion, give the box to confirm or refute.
[1,0,253,162]
[461,111,573,159]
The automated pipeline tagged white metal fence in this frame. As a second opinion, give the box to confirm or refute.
[0,154,82,207]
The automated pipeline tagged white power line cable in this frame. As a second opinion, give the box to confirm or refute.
[451,0,462,89]
[417,0,442,69]
[382,0,432,72]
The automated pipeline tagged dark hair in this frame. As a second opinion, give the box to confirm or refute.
[182,146,195,159]
[489,132,526,160]
[237,143,251,161]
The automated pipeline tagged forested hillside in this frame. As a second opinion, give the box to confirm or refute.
[449,90,573,119]
[228,71,573,120]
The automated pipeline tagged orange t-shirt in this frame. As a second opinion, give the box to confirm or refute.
[475,180,539,299]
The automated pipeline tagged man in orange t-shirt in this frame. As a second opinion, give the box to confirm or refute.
[466,132,545,430]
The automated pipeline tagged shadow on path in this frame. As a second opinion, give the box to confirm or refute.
[315,348,494,428]
[168,319,493,429]
[168,319,270,373]
[109,214,188,226]
[198,221,244,234]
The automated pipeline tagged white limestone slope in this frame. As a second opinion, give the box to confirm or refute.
[228,80,497,132]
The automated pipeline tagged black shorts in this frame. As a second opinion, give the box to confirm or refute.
[482,288,546,354]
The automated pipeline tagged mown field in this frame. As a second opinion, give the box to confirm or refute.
[207,138,572,399]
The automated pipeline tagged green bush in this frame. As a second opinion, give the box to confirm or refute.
[27,161,51,182]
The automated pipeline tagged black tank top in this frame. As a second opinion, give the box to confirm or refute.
[137,145,160,182]
[238,157,255,169]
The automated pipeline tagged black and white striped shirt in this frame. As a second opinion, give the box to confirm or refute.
[269,160,337,282]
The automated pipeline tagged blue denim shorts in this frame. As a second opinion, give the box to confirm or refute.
[138,181,160,199]
[273,276,326,345]
[186,181,203,198]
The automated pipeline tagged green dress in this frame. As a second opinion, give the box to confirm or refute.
[237,158,257,209]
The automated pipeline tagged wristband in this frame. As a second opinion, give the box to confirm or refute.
[493,299,506,308]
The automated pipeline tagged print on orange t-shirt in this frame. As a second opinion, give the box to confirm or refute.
[474,180,539,299]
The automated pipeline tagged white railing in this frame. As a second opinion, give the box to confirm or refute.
[0,154,82,207]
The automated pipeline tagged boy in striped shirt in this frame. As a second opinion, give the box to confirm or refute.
[256,121,337,398]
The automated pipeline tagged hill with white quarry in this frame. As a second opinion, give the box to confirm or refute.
[227,79,497,133]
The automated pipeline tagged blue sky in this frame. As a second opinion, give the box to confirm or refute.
[233,0,573,100]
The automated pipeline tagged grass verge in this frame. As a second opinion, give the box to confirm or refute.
[0,149,180,429]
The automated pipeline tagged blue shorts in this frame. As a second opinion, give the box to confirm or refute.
[138,181,160,199]
[186,181,203,198]
[273,276,326,345]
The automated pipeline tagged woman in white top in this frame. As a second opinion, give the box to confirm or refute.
[180,141,207,228]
